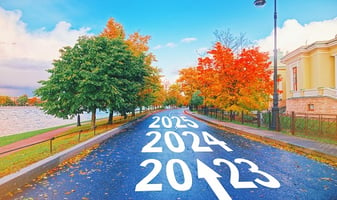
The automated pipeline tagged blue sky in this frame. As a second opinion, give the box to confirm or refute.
[0,0,337,96]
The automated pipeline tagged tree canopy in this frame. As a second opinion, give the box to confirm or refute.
[35,17,163,128]
[100,18,162,116]
[177,42,273,112]
[190,90,204,108]
[35,36,147,128]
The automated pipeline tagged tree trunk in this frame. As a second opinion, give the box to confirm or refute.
[108,111,113,124]
[91,108,96,129]
[77,114,81,126]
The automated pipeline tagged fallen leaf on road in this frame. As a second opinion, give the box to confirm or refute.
[320,177,332,181]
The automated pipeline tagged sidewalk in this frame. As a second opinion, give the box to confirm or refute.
[185,110,337,165]
[0,126,74,158]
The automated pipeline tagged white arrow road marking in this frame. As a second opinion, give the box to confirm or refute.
[197,159,232,200]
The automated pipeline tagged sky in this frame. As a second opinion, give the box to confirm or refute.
[0,0,337,97]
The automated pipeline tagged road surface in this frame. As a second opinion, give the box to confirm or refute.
[11,109,337,199]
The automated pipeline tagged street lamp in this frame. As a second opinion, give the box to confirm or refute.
[254,0,280,131]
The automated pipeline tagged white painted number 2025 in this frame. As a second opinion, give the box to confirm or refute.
[149,116,199,129]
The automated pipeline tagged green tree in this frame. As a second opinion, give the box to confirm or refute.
[35,36,145,128]
[190,90,204,110]
[100,18,156,121]
[113,55,148,119]
[17,95,28,106]
[164,97,177,107]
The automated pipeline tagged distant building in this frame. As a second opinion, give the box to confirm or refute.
[281,36,337,114]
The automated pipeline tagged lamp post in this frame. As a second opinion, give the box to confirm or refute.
[254,0,280,131]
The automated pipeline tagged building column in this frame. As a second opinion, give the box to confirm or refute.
[335,55,337,88]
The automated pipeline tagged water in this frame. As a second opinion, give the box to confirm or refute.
[0,107,109,137]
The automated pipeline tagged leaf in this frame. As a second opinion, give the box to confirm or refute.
[320,177,332,181]
[64,189,76,195]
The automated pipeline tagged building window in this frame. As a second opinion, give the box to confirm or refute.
[308,104,314,111]
[292,67,298,91]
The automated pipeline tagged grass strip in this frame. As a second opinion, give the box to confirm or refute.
[0,112,148,178]
[0,125,70,147]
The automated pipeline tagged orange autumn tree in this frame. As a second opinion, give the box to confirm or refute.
[165,83,185,107]
[126,32,151,56]
[100,18,125,39]
[197,44,235,107]
[235,48,273,111]
[195,42,273,112]
[177,66,201,104]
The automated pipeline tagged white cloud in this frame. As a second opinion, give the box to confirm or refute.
[153,45,162,50]
[166,42,176,48]
[154,37,197,51]
[0,7,91,96]
[181,37,197,43]
[257,17,337,54]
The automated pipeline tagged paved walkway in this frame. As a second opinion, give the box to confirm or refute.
[0,126,74,158]
[185,110,337,165]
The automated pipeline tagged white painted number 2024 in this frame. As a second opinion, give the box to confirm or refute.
[141,131,233,153]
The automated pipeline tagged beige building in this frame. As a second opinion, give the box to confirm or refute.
[281,36,337,114]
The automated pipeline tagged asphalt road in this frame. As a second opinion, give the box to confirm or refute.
[12,109,337,200]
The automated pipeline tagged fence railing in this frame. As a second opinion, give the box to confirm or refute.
[280,112,337,141]
[193,106,337,142]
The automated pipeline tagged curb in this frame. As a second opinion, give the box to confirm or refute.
[185,110,337,166]
[0,112,155,198]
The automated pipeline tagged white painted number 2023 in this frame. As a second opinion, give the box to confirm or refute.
[135,158,280,194]
[213,158,280,189]
[149,116,199,128]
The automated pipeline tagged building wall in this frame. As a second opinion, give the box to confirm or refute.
[286,97,337,114]
[282,37,337,114]
[309,49,334,88]
[302,55,311,89]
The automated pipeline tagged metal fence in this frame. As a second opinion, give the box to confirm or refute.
[193,106,337,141]
[280,112,337,141]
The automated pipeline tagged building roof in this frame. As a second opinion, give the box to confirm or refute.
[281,35,337,64]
